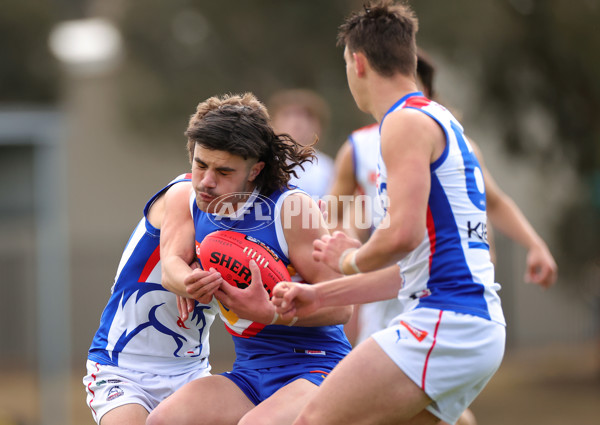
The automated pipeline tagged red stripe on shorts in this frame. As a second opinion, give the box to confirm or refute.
[88,362,100,417]
[421,310,443,391]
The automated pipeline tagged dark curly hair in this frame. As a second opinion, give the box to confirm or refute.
[185,93,315,196]
[337,0,419,78]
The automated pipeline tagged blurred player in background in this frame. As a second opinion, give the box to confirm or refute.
[268,88,335,198]
[147,93,352,425]
[83,174,220,425]
[273,2,506,424]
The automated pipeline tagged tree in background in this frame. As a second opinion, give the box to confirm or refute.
[4,0,599,289]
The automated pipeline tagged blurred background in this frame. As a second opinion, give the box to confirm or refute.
[0,0,598,424]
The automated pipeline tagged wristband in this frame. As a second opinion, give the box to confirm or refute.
[270,312,279,325]
[348,249,362,274]
[287,316,298,326]
[339,248,357,275]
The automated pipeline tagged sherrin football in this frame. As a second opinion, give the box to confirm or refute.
[198,230,291,298]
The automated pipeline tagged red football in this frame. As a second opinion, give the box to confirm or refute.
[198,230,291,298]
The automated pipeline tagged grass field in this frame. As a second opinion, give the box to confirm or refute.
[1,340,597,425]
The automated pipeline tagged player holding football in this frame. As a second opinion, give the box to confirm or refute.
[83,174,221,425]
[272,2,506,424]
[146,93,352,425]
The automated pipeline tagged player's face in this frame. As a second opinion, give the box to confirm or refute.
[191,144,264,213]
[271,105,320,147]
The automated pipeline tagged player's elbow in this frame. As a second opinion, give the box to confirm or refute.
[160,261,179,293]
[160,273,175,293]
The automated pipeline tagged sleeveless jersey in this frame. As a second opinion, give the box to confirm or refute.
[349,123,380,201]
[348,123,385,229]
[191,187,352,369]
[289,150,335,198]
[88,174,218,375]
[377,92,505,325]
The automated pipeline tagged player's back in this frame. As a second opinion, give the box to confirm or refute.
[378,93,505,325]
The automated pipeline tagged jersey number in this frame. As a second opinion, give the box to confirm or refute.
[451,121,486,211]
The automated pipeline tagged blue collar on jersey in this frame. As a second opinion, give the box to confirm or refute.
[378,91,424,134]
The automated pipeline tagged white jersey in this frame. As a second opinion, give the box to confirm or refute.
[348,123,385,231]
[348,123,380,201]
[289,149,334,198]
[377,92,505,325]
[87,174,219,375]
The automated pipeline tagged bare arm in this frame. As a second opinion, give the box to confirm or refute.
[215,192,353,326]
[282,193,353,326]
[314,110,442,274]
[328,140,362,239]
[160,182,222,302]
[272,265,403,320]
[472,141,557,288]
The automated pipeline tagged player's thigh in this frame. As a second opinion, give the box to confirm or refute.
[100,403,148,425]
[296,338,436,425]
[146,375,254,425]
[238,377,318,425]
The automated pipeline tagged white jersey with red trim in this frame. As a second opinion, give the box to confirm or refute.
[377,92,505,325]
[87,174,218,375]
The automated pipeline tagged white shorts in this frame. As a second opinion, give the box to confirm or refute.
[371,308,505,424]
[83,358,211,424]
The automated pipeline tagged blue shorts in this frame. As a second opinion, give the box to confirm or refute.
[221,362,337,405]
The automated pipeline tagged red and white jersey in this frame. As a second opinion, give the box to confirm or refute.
[377,92,505,325]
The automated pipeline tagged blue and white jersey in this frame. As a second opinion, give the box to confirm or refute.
[191,187,352,369]
[88,174,218,375]
[377,92,505,325]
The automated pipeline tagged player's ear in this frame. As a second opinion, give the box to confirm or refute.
[353,51,367,77]
[248,161,265,182]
